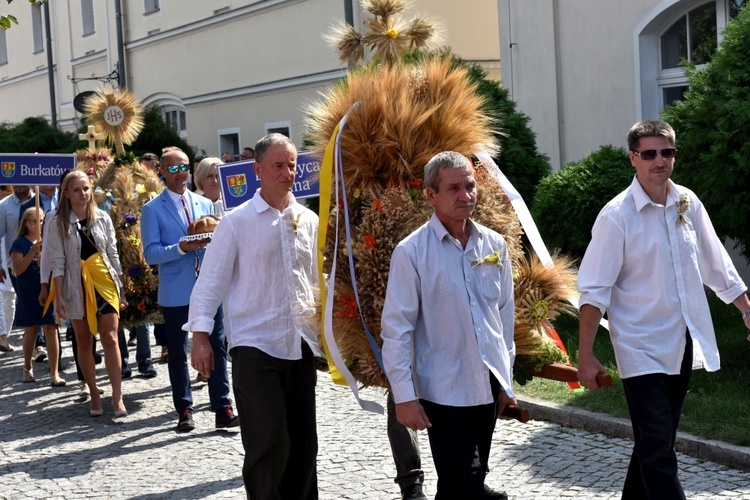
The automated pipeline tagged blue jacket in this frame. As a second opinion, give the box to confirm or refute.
[141,189,214,307]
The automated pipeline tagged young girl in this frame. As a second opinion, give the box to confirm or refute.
[46,171,128,417]
[12,207,62,385]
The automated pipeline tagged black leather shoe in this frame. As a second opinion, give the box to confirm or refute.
[215,405,240,429]
[481,485,508,500]
[402,483,427,500]
[138,360,157,378]
[121,359,132,379]
[177,409,195,432]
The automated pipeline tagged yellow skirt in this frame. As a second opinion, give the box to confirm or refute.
[44,253,119,335]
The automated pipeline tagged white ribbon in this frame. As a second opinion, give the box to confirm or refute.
[474,151,609,330]
[324,104,384,414]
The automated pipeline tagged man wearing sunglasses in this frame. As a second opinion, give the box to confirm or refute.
[577,120,750,499]
[141,147,238,432]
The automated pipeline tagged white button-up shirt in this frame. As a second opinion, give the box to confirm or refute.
[382,214,516,407]
[183,190,321,359]
[578,176,746,378]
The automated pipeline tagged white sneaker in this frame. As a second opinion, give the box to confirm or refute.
[34,346,48,362]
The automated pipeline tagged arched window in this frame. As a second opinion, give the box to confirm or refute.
[637,0,747,119]
[658,3,717,106]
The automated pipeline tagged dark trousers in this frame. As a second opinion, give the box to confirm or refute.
[421,376,501,500]
[161,305,231,414]
[621,331,693,500]
[231,342,318,500]
[387,392,424,490]
[153,322,167,347]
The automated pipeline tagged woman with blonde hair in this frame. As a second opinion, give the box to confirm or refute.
[46,171,128,417]
[193,157,226,218]
[12,207,62,384]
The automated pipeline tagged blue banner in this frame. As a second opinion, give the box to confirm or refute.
[218,151,320,210]
[0,153,76,186]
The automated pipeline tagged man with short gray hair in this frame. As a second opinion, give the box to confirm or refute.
[382,151,517,499]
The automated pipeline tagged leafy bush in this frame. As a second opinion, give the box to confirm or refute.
[0,117,79,153]
[531,145,633,259]
[662,5,750,259]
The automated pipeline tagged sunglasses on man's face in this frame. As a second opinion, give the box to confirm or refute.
[165,164,190,174]
[631,148,677,161]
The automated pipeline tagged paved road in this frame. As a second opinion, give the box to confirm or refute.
[2,333,750,499]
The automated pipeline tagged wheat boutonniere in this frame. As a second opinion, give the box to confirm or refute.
[676,193,691,226]
[291,212,303,235]
[472,249,504,269]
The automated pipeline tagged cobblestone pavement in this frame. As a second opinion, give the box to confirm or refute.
[2,333,750,499]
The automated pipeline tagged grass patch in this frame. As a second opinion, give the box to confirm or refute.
[513,295,750,446]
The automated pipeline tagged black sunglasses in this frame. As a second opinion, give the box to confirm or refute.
[632,148,676,161]
[165,164,190,173]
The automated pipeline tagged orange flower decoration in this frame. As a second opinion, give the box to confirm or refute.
[363,235,376,249]
[371,197,383,212]
[137,302,146,311]
[335,294,359,318]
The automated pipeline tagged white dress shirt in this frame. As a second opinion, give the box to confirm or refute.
[578,176,747,379]
[183,189,321,359]
[381,214,516,407]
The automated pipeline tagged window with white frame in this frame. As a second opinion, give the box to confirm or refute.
[0,29,7,66]
[144,0,160,14]
[265,121,291,139]
[657,0,747,108]
[31,2,43,53]
[81,0,95,36]
[164,108,187,138]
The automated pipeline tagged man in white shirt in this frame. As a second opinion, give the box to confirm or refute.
[577,120,750,499]
[185,134,321,499]
[381,151,516,500]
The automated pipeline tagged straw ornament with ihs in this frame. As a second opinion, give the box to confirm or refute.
[308,0,580,389]
[77,89,163,329]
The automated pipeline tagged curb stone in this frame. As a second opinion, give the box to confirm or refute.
[517,395,750,472]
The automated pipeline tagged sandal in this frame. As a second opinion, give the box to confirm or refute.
[51,376,67,387]
[23,368,35,383]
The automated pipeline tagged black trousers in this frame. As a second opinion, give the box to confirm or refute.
[231,342,318,500]
[621,331,693,500]
[420,375,501,500]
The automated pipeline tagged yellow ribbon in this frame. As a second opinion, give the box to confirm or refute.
[81,253,120,336]
[318,121,345,385]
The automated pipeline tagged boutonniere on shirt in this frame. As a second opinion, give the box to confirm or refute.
[676,193,691,226]
[291,212,303,236]
[472,249,504,269]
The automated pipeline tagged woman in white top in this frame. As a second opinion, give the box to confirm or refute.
[193,157,226,218]
[46,171,128,417]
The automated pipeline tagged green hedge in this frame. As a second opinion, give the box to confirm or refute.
[531,145,633,260]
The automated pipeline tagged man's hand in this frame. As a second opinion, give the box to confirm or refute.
[497,389,518,418]
[577,353,608,391]
[0,268,6,284]
[190,331,214,377]
[395,400,432,431]
[179,237,210,253]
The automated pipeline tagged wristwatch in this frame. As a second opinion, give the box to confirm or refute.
[742,310,750,319]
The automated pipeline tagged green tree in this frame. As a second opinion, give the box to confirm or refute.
[662,4,750,259]
[531,145,633,260]
[129,106,195,161]
[0,116,79,153]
